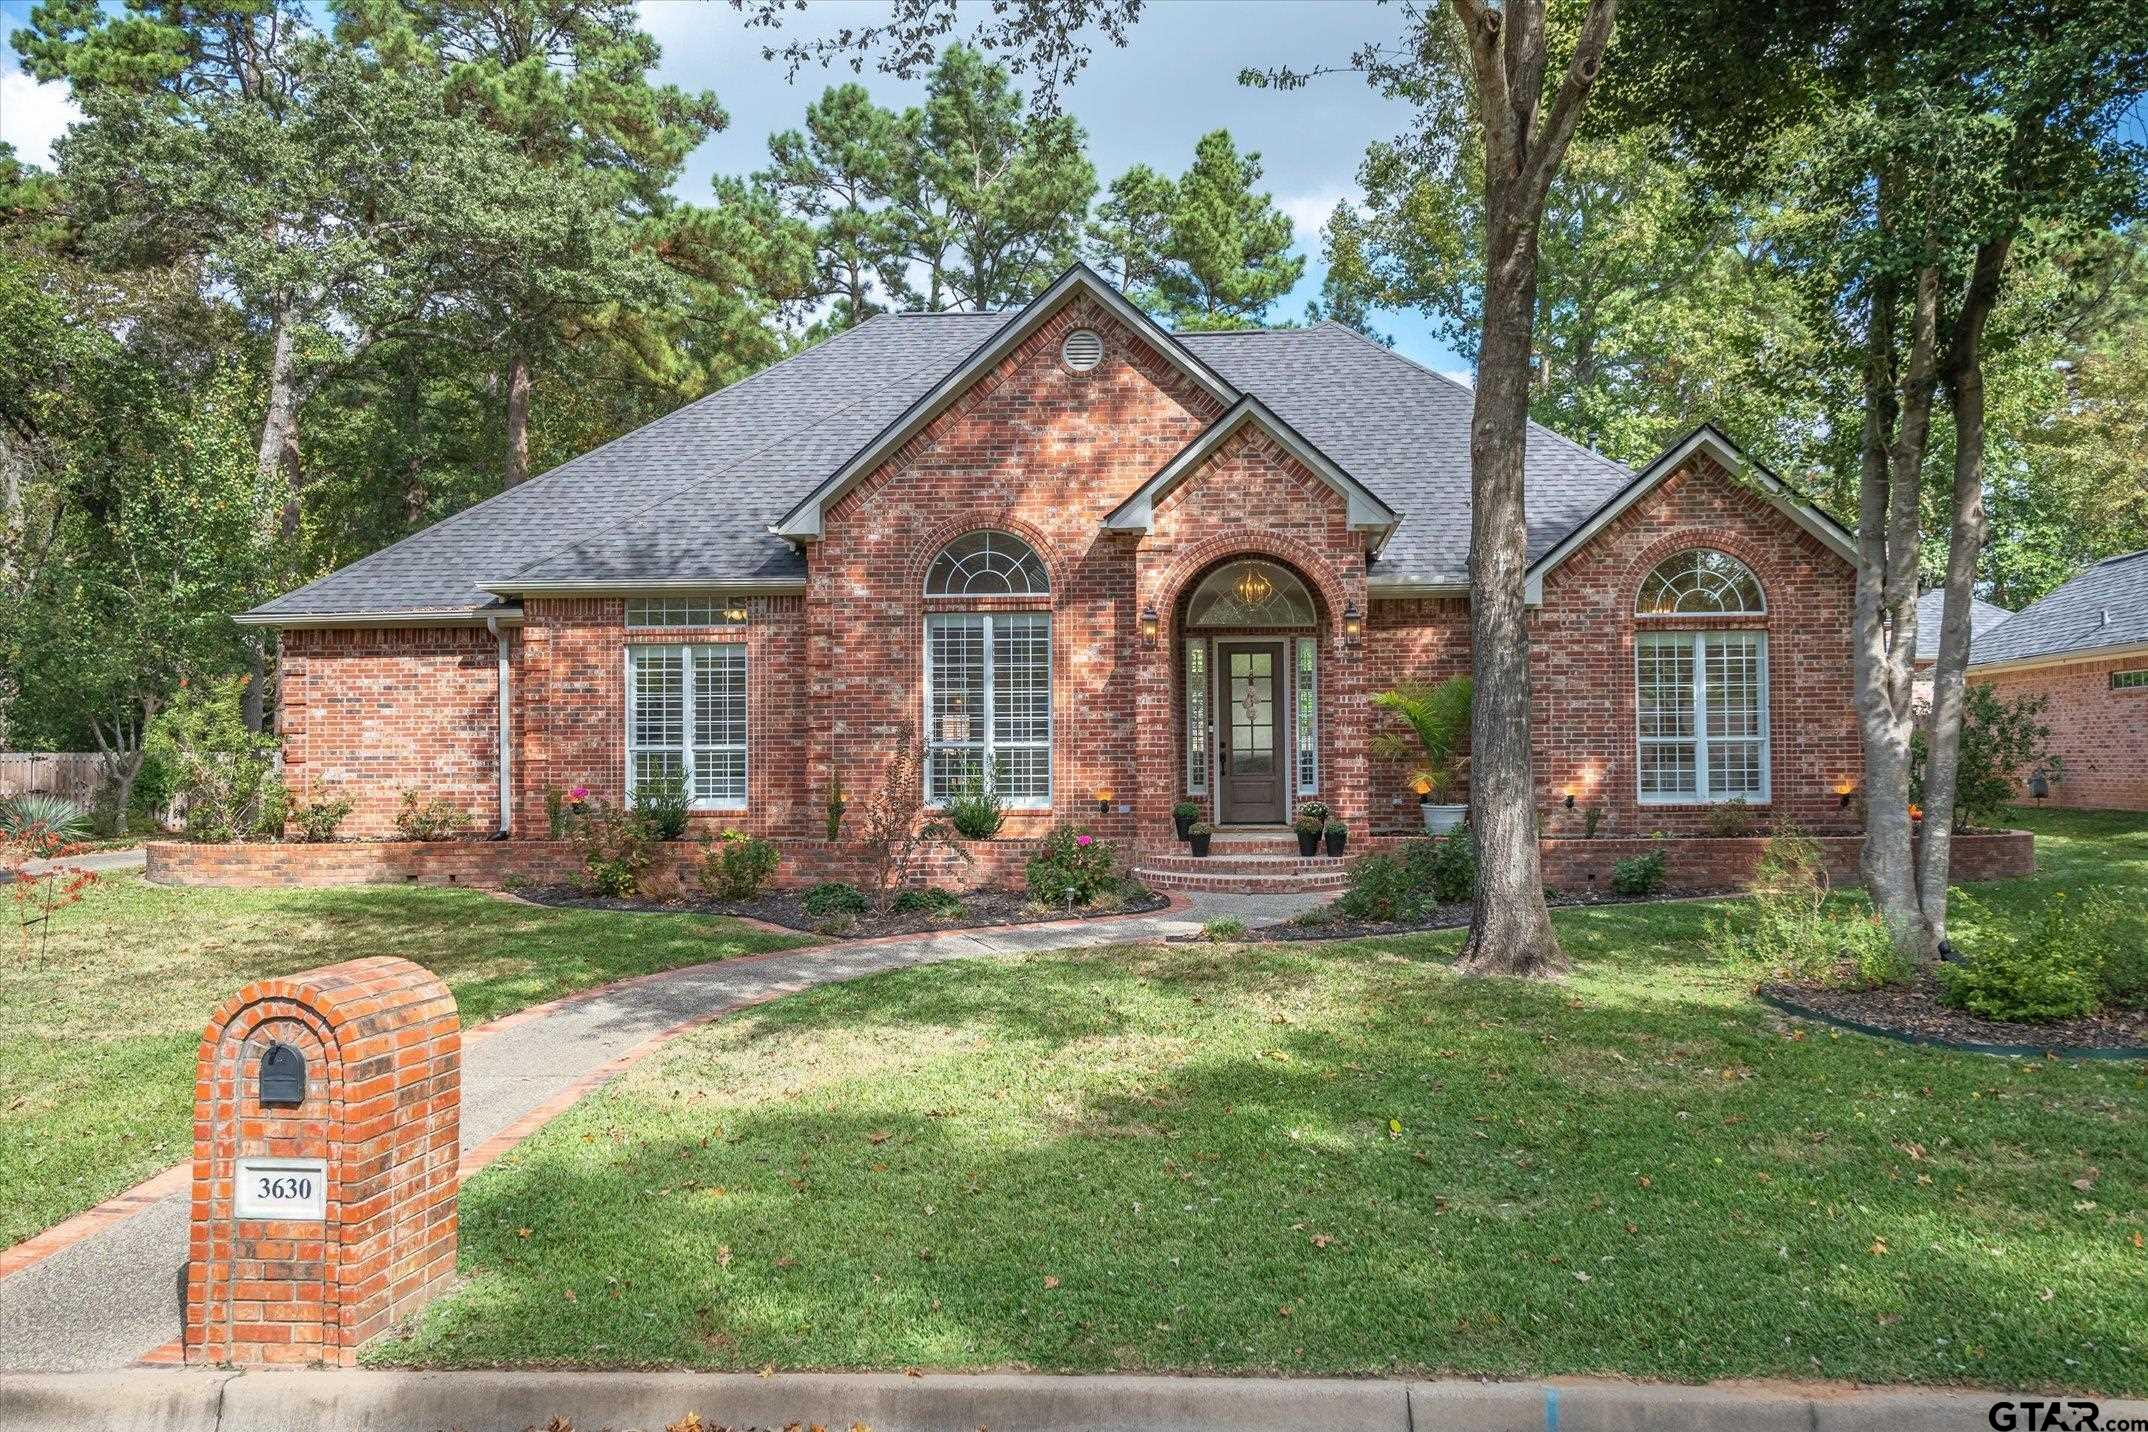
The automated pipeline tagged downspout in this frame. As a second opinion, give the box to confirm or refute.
[486,615,512,840]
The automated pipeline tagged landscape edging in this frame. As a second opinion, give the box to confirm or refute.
[1758,989,2148,1060]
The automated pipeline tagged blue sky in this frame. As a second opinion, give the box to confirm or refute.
[0,0,1470,374]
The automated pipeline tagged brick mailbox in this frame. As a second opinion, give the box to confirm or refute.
[185,956,461,1366]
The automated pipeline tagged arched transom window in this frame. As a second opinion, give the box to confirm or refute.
[1186,560,1318,629]
[923,532,1051,808]
[1634,550,1770,805]
[925,530,1049,596]
[1637,549,1766,616]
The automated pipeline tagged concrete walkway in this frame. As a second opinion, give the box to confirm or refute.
[10,846,147,877]
[0,891,1313,1374]
[6,1367,2137,1432]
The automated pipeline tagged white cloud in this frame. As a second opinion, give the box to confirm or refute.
[1275,185,1359,247]
[0,64,82,170]
[1439,369,1473,387]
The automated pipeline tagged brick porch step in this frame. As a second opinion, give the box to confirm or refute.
[1132,850,1355,894]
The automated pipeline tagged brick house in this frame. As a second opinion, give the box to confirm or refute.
[1968,550,2148,812]
[1908,587,2013,707]
[240,265,1866,891]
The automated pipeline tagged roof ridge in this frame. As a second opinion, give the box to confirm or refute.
[2092,547,2148,567]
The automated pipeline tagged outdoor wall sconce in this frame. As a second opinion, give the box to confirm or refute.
[1096,786,1113,814]
[1343,600,1362,643]
[1139,604,1159,646]
[1562,786,1577,810]
[1835,778,1856,809]
[1414,776,1432,804]
[2029,766,2050,801]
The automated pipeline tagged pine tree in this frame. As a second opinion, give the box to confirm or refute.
[1085,164,1175,299]
[759,84,909,330]
[1155,130,1303,330]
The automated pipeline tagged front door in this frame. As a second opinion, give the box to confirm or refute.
[1219,642,1285,824]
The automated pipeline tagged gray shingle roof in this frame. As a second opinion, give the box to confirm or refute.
[246,311,1637,621]
[1912,588,2014,664]
[1969,550,2148,668]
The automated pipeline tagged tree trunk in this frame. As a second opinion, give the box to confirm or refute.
[261,305,305,541]
[504,352,533,488]
[1856,262,1941,954]
[1915,238,2011,958]
[1456,201,1566,979]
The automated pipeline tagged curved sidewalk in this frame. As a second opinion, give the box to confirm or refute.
[0,891,1307,1374]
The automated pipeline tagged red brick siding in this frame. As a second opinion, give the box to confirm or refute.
[1365,457,1862,837]
[280,627,507,837]
[1975,652,2148,811]
[186,956,459,1367]
[808,297,1224,848]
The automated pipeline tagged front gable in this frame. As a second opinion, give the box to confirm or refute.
[774,264,1241,541]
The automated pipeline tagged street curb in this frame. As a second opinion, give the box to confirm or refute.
[4,1369,2142,1432]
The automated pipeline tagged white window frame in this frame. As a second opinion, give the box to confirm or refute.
[1635,631,1770,805]
[625,642,748,810]
[923,612,1052,809]
[1185,638,1210,795]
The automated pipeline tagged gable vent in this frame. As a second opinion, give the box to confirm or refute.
[1060,328,1104,372]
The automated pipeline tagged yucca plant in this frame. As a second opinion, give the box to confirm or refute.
[1370,675,1474,800]
[1,793,92,857]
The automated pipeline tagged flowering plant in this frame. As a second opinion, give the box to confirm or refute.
[1025,826,1119,907]
[1075,834,1093,847]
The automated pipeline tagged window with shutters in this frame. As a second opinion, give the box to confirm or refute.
[1636,632,1769,803]
[627,644,748,807]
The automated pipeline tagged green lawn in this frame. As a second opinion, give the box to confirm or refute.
[0,876,810,1246]
[373,808,2148,1390]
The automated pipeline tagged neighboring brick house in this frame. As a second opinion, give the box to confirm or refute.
[1908,587,2013,706]
[241,265,1865,890]
[1967,550,2148,812]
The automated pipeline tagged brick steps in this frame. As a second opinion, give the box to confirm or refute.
[1133,849,1355,893]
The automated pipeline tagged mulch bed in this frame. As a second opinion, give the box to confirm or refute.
[517,884,1169,939]
[1250,885,1737,943]
[1761,975,2148,1055]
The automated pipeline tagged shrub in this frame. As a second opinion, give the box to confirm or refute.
[1404,831,1477,905]
[945,769,1006,840]
[892,887,964,916]
[1295,801,1330,826]
[1609,845,1668,897]
[803,881,869,916]
[1187,821,1214,836]
[1705,799,1756,838]
[1941,918,2099,1023]
[151,678,282,842]
[632,775,692,842]
[1173,799,1201,821]
[698,831,780,901]
[2093,891,2148,1009]
[286,794,354,843]
[1201,918,1247,942]
[1910,683,2056,830]
[1025,826,1120,907]
[1324,818,1347,835]
[0,794,91,857]
[1333,852,1419,923]
[573,802,658,897]
[854,748,968,911]
[394,792,471,842]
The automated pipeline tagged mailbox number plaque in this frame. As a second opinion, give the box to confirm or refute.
[234,1157,328,1220]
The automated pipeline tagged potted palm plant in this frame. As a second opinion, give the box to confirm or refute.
[1372,675,1473,834]
[1293,802,1328,856]
[1188,821,1214,857]
[1173,799,1201,841]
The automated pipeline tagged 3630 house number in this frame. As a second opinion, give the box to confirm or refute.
[233,1156,328,1220]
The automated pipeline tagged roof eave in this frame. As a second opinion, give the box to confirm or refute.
[479,577,808,600]
[232,605,524,630]
[774,264,1242,541]
[1968,637,2148,676]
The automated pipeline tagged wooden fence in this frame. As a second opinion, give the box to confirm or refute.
[0,753,103,806]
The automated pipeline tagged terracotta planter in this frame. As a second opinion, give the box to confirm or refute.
[1324,829,1348,857]
[1190,832,1212,857]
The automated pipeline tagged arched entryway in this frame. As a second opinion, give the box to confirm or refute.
[1179,558,1322,826]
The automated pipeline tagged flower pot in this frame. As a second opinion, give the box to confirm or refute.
[1190,832,1212,857]
[1421,803,1468,834]
[1324,829,1348,857]
[1296,829,1320,857]
[1174,812,1194,840]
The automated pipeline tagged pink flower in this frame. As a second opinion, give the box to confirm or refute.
[570,785,588,802]
[1075,834,1093,847]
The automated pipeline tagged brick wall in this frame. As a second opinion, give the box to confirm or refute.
[280,627,508,836]
[1365,456,1862,838]
[1975,652,2148,811]
[186,956,459,1366]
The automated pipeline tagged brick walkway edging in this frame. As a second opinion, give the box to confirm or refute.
[4,1367,2137,1432]
[0,893,1195,1291]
